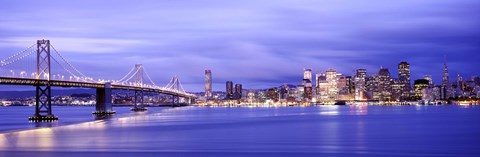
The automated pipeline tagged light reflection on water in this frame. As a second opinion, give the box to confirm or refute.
[0,105,479,157]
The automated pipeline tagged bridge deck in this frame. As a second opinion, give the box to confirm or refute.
[0,77,195,98]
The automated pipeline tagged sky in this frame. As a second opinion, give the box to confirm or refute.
[0,0,479,92]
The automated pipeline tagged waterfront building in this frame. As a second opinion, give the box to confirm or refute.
[433,85,442,100]
[354,69,367,100]
[366,75,378,100]
[377,68,392,101]
[266,87,279,102]
[398,62,411,100]
[337,74,353,100]
[391,79,402,101]
[326,69,338,103]
[346,76,355,95]
[441,57,452,99]
[296,85,305,102]
[315,73,329,103]
[279,84,289,100]
[303,79,313,100]
[247,91,256,103]
[234,84,242,100]
[337,74,347,91]
[226,81,234,100]
[414,79,429,100]
[304,68,312,83]
[205,70,212,98]
[315,73,323,96]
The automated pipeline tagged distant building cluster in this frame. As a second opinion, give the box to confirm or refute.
[200,60,480,106]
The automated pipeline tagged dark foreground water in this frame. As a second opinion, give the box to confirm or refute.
[0,105,479,157]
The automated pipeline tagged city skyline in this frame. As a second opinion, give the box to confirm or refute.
[1,0,479,92]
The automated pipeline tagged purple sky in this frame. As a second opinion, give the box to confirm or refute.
[1,0,479,92]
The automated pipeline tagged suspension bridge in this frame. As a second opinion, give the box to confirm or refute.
[0,39,196,121]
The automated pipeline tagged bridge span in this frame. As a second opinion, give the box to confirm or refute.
[0,39,196,121]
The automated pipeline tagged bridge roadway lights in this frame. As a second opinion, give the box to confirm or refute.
[93,82,116,115]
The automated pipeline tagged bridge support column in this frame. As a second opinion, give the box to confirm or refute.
[29,82,58,121]
[29,39,58,121]
[171,95,179,107]
[93,82,115,115]
[131,90,147,111]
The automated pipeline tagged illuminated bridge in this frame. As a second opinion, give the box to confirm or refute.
[0,39,196,121]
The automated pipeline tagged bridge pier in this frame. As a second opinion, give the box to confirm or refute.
[29,82,58,121]
[131,90,147,111]
[93,82,115,115]
[171,95,180,107]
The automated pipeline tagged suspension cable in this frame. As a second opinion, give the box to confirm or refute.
[117,66,136,82]
[0,43,35,63]
[120,66,142,84]
[50,44,91,80]
[143,68,158,87]
[0,49,35,67]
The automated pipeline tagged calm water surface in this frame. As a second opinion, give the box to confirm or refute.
[0,105,479,157]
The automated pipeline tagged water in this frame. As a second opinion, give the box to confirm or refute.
[0,105,479,157]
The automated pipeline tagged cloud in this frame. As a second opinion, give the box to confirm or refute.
[0,0,479,92]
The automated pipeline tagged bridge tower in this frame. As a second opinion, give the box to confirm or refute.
[168,76,183,107]
[131,64,147,111]
[29,40,58,121]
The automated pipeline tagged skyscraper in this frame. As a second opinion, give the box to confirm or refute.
[304,68,312,83]
[345,76,355,95]
[442,58,449,86]
[226,81,233,100]
[398,61,411,100]
[377,67,392,101]
[355,69,367,100]
[205,70,212,98]
[441,56,450,99]
[326,69,338,102]
[315,73,323,95]
[303,69,313,101]
[303,79,313,100]
[234,84,242,100]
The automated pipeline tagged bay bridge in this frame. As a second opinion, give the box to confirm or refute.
[0,39,196,121]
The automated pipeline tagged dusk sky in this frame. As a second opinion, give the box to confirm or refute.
[1,0,479,92]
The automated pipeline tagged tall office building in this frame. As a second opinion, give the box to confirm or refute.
[316,73,328,102]
[303,79,313,100]
[234,84,242,100]
[205,70,212,98]
[302,69,313,101]
[355,69,367,100]
[377,68,392,101]
[304,69,312,83]
[442,59,449,86]
[226,81,233,100]
[345,76,355,95]
[441,57,450,99]
[326,69,338,102]
[398,61,411,100]
[315,73,324,95]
